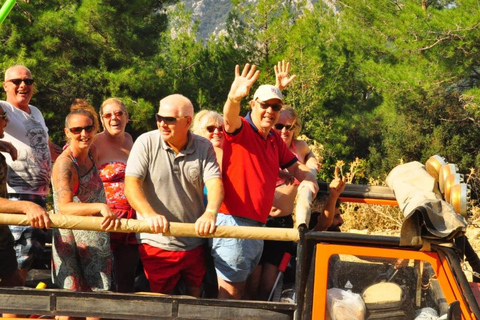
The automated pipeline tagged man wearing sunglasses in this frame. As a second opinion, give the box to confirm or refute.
[125,94,223,297]
[0,103,51,296]
[0,65,59,284]
[210,64,319,300]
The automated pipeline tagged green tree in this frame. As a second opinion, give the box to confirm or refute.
[227,0,300,67]
[343,0,480,176]
[265,1,384,182]
[191,35,249,112]
[0,0,175,141]
[271,0,480,185]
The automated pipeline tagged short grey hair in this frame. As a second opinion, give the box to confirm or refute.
[192,110,223,135]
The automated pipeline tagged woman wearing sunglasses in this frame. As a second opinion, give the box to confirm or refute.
[191,110,224,298]
[93,98,139,293]
[51,101,119,319]
[255,105,321,300]
[274,105,320,180]
[192,110,224,169]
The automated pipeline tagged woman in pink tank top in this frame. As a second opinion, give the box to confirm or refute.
[93,98,139,293]
[256,105,321,300]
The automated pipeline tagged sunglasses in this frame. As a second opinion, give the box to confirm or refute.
[7,78,34,86]
[274,123,295,131]
[155,114,188,124]
[0,113,7,121]
[68,125,95,134]
[102,110,126,119]
[206,125,223,133]
[256,100,282,112]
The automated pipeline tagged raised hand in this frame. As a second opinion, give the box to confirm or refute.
[329,166,346,197]
[274,60,297,91]
[228,64,260,102]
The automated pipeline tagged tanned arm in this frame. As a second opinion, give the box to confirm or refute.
[125,176,168,233]
[52,155,119,230]
[195,178,224,236]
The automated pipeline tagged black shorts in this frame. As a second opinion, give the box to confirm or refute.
[0,246,21,286]
[260,216,296,266]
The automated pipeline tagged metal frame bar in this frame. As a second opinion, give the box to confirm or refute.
[0,288,295,319]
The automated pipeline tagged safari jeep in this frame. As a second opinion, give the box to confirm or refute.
[0,156,480,319]
[0,226,478,319]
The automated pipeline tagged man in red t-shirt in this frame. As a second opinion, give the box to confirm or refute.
[211,64,318,299]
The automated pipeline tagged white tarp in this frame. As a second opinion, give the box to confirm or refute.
[386,161,467,246]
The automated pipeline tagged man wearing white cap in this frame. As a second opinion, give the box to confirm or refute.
[210,63,318,299]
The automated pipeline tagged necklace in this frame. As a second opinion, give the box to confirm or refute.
[69,146,79,166]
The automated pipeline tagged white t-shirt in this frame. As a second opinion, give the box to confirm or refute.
[0,101,52,196]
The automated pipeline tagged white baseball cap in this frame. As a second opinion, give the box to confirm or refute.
[253,85,283,102]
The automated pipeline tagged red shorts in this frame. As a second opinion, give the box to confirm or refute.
[0,269,22,287]
[139,244,206,294]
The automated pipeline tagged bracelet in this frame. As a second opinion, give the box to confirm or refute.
[206,208,218,215]
[228,95,241,104]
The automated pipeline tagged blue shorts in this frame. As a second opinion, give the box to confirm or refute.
[8,194,47,270]
[210,213,264,283]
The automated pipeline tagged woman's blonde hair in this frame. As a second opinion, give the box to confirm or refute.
[68,99,99,132]
[192,110,224,136]
[280,105,302,139]
[99,98,127,117]
[65,99,99,142]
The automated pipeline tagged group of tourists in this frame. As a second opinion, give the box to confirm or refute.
[0,61,346,319]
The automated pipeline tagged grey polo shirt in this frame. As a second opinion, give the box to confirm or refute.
[126,130,221,251]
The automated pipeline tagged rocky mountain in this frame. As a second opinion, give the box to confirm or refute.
[181,0,233,40]
[179,0,320,40]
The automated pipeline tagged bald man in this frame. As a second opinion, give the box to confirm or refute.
[0,65,58,284]
[125,94,224,297]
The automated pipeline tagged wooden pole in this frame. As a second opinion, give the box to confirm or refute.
[0,213,299,242]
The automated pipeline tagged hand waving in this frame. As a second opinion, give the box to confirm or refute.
[274,60,297,91]
[329,166,346,197]
[228,64,260,102]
